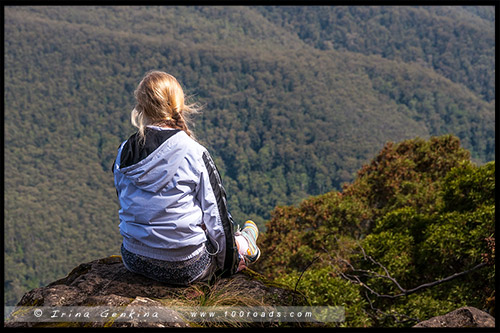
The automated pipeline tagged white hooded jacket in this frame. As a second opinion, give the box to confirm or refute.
[113,126,239,276]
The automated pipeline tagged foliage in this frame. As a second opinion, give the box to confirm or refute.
[258,136,495,327]
[4,6,495,308]
[274,266,372,327]
[441,160,495,212]
[256,6,495,101]
[343,135,471,216]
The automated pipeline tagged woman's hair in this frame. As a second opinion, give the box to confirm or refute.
[131,70,200,143]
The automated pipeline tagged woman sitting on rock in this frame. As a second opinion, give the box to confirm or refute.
[112,70,260,285]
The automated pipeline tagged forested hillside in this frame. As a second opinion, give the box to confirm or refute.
[256,6,495,101]
[4,6,495,307]
[257,135,495,327]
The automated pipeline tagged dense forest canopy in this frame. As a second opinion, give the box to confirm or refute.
[4,5,495,311]
[259,135,494,326]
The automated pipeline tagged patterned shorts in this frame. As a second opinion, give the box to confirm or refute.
[120,242,217,285]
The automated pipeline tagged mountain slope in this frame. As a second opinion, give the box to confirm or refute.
[256,6,495,101]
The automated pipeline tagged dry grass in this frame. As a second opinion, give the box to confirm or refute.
[156,276,269,327]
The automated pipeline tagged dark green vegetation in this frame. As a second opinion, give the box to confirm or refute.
[4,5,495,313]
[258,136,495,327]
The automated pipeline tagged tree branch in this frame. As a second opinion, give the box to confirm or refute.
[322,243,488,299]
[364,291,420,324]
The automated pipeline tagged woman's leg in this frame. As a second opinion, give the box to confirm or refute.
[120,243,212,285]
[235,221,260,271]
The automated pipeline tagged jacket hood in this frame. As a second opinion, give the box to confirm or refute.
[116,128,187,193]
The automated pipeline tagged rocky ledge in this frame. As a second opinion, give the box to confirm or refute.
[5,256,495,328]
[5,256,308,328]
[413,306,495,328]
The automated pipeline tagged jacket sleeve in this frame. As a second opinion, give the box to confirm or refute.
[196,150,239,277]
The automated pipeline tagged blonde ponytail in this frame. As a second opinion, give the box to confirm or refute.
[131,70,200,143]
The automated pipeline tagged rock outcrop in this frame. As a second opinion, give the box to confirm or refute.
[5,256,307,328]
[7,256,494,328]
[414,306,495,328]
